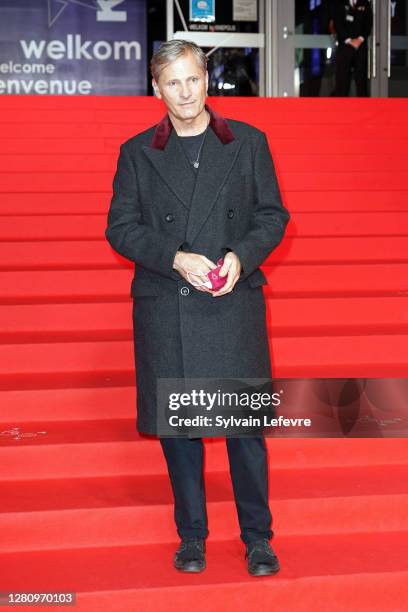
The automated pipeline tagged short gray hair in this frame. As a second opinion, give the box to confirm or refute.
[150,39,207,83]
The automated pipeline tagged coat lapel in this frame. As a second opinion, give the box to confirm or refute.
[141,128,196,211]
[185,127,241,246]
[142,104,242,245]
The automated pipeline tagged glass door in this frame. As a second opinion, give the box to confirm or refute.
[166,0,266,96]
[275,0,408,97]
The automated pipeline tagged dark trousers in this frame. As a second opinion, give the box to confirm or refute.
[159,435,273,545]
[334,42,369,97]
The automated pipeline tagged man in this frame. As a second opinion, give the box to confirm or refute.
[105,40,290,576]
[332,0,373,96]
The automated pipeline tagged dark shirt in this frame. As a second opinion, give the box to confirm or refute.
[177,130,208,173]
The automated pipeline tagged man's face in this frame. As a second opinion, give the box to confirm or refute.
[152,51,208,122]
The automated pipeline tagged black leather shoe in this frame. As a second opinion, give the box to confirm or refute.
[245,539,280,576]
[174,537,206,573]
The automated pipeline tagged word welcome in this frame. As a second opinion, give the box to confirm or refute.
[20,35,141,61]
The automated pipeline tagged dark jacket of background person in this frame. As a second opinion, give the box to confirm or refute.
[332,0,373,45]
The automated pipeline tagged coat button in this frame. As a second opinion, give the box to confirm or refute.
[227,209,234,218]
[180,286,190,296]
[165,213,174,223]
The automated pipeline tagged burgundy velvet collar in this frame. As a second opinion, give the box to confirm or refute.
[150,103,235,150]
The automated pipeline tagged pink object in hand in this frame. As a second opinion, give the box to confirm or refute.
[186,258,228,291]
[206,258,228,290]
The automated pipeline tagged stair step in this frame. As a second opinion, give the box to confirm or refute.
[287,190,408,211]
[1,532,408,611]
[1,464,408,513]
[0,103,407,125]
[2,136,406,156]
[1,190,407,215]
[272,138,408,155]
[76,566,408,612]
[0,387,135,423]
[1,212,407,241]
[1,264,407,304]
[1,237,408,270]
[1,297,407,342]
[0,95,405,110]
[0,269,133,303]
[1,122,406,140]
[1,438,407,479]
[3,153,408,173]
[1,495,408,552]
[2,170,408,192]
[0,335,406,389]
[6,382,408,431]
[0,419,138,446]
[277,154,408,172]
[0,192,108,214]
[0,154,115,173]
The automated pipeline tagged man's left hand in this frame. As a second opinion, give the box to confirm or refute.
[211,251,242,297]
[350,38,363,49]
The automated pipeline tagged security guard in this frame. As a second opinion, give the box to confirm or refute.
[332,0,373,96]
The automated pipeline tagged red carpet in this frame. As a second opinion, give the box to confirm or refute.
[0,96,408,610]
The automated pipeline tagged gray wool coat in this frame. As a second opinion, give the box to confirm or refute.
[105,103,291,436]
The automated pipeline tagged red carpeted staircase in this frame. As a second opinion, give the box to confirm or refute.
[1,96,408,610]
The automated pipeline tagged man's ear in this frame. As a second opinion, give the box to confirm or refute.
[152,79,161,98]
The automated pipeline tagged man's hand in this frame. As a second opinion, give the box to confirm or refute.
[173,251,217,293]
[350,37,363,49]
[211,251,242,297]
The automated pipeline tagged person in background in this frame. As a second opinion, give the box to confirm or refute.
[332,0,373,96]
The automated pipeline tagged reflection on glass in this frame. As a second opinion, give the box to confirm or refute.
[205,47,259,96]
[295,0,335,96]
[295,45,337,97]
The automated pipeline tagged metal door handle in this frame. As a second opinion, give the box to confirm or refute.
[372,0,376,78]
[283,26,293,39]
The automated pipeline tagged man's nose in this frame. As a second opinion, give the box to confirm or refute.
[179,82,192,98]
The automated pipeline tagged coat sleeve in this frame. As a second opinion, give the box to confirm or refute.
[105,142,184,280]
[223,131,290,281]
[361,2,373,39]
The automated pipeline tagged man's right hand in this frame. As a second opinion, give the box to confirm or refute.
[350,38,363,49]
[173,251,218,293]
